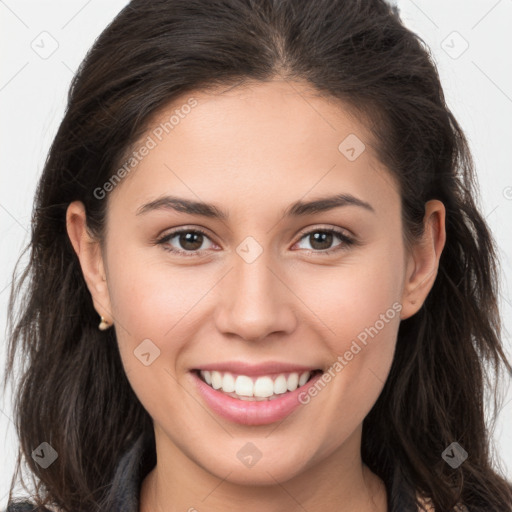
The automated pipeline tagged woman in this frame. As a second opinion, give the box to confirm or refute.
[4,0,512,510]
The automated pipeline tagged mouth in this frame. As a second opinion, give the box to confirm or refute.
[193,368,323,401]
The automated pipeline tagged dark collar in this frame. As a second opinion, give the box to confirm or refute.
[108,429,156,512]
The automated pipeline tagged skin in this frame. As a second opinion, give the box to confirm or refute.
[66,79,445,512]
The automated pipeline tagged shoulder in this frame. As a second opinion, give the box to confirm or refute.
[5,503,34,512]
[5,502,37,512]
[5,501,56,512]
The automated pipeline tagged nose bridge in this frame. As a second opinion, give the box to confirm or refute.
[214,239,296,341]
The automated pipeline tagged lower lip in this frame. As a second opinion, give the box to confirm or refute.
[191,371,323,426]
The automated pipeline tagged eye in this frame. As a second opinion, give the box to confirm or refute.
[155,228,217,257]
[293,227,355,255]
[155,226,356,258]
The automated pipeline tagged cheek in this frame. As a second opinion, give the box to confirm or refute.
[315,266,400,393]
[307,237,404,351]
[106,235,216,338]
[104,243,211,397]
[302,299,400,463]
[300,242,403,437]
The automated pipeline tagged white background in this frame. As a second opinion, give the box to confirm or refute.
[1,0,511,506]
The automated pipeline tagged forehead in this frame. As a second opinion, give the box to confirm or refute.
[107,79,399,219]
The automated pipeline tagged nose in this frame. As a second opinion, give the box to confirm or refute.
[214,247,298,343]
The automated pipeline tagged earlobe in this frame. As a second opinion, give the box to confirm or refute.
[400,199,446,320]
[66,201,113,326]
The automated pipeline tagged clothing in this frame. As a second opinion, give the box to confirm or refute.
[4,430,437,511]
[5,429,156,512]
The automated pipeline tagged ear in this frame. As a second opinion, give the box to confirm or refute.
[400,199,446,320]
[66,201,113,326]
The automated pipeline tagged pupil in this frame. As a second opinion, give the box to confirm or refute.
[181,232,202,250]
[310,232,332,250]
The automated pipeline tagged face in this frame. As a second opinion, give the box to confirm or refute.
[68,79,444,487]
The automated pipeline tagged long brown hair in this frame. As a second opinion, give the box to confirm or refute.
[4,0,512,510]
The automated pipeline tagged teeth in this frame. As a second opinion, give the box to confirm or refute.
[222,372,236,393]
[253,376,274,397]
[211,371,222,390]
[235,375,254,396]
[298,372,310,386]
[274,375,288,394]
[286,372,299,391]
[199,370,315,399]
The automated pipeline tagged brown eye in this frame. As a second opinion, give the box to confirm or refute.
[308,231,334,251]
[294,228,355,255]
[157,228,215,256]
[176,231,204,251]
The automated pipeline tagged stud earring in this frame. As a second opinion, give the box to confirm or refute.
[98,316,111,331]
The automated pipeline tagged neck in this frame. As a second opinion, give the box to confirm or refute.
[140,425,387,512]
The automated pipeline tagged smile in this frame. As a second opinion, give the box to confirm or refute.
[197,369,322,401]
[191,365,325,426]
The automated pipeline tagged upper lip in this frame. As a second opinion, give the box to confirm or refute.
[193,361,321,376]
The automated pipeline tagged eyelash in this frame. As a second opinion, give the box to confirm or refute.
[155,226,356,258]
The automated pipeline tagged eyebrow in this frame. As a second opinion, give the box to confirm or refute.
[135,193,375,219]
